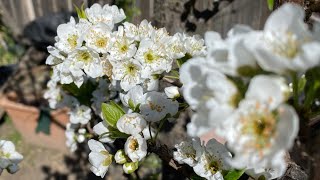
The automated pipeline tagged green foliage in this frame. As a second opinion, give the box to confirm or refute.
[101,101,125,127]
[114,0,141,22]
[36,109,51,135]
[267,0,274,10]
[223,169,245,180]
[74,3,87,19]
[62,81,96,106]
[177,53,193,67]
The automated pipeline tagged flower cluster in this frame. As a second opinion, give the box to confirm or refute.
[179,3,320,179]
[44,2,320,180]
[0,140,23,175]
[44,2,204,178]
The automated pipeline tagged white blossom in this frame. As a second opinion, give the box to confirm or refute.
[124,134,147,162]
[117,113,147,135]
[224,76,298,173]
[193,139,232,180]
[84,23,113,53]
[112,59,143,91]
[140,91,179,122]
[93,121,114,143]
[69,105,92,125]
[120,85,144,108]
[88,139,113,178]
[85,3,125,28]
[173,138,201,167]
[65,123,78,152]
[248,4,320,74]
[0,140,23,174]
[114,150,127,164]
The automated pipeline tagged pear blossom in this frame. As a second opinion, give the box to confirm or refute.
[68,47,104,79]
[248,3,320,74]
[173,138,201,167]
[184,35,206,57]
[85,3,125,28]
[180,57,239,136]
[84,23,113,53]
[165,33,187,59]
[137,20,155,40]
[69,105,92,125]
[109,26,137,62]
[55,17,90,53]
[164,86,180,99]
[124,134,147,162]
[135,39,172,78]
[112,59,143,91]
[140,91,179,122]
[93,121,115,143]
[120,85,144,108]
[193,139,232,180]
[117,113,147,135]
[88,139,113,178]
[46,45,65,65]
[65,123,78,152]
[224,76,298,174]
[0,140,23,174]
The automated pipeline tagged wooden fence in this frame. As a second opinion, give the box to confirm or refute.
[0,0,154,37]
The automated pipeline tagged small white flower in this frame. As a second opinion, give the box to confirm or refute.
[135,39,172,78]
[138,20,155,40]
[55,17,90,53]
[173,138,201,167]
[69,105,92,125]
[77,128,87,143]
[88,139,113,178]
[164,86,180,99]
[68,47,104,78]
[112,59,143,91]
[93,121,114,143]
[180,57,239,136]
[184,35,206,57]
[123,22,139,41]
[46,45,65,65]
[0,140,23,174]
[85,3,125,28]
[115,149,127,164]
[165,33,186,59]
[140,91,179,122]
[248,4,320,74]
[117,113,147,135]
[54,59,85,87]
[65,123,78,152]
[193,138,232,180]
[109,26,137,62]
[84,23,113,53]
[124,134,147,162]
[120,85,144,108]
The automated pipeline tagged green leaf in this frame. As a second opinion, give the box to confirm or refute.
[101,102,125,127]
[107,126,129,139]
[177,53,192,67]
[298,75,306,94]
[267,0,274,10]
[128,99,135,110]
[61,81,97,106]
[224,169,245,180]
[36,109,51,135]
[74,3,87,19]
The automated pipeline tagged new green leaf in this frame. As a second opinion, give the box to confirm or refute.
[101,102,125,127]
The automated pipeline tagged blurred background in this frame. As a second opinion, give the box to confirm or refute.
[1,0,317,180]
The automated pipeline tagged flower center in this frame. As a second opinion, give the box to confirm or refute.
[0,150,10,158]
[268,31,300,59]
[67,34,78,49]
[205,155,221,174]
[125,63,138,75]
[77,51,92,63]
[148,101,164,112]
[144,50,158,63]
[129,139,139,150]
[240,103,277,150]
[95,37,108,48]
[120,44,128,53]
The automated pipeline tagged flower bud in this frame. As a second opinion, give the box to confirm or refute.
[7,164,19,174]
[115,150,127,164]
[164,86,180,99]
[123,162,139,174]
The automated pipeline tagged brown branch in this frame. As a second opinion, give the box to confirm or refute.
[147,140,195,178]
